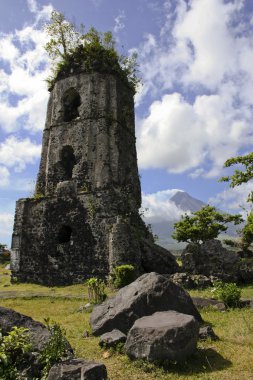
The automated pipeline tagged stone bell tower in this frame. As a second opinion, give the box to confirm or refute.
[11,70,178,285]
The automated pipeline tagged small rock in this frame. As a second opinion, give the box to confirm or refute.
[82,330,89,338]
[102,351,111,359]
[238,299,253,308]
[99,329,126,348]
[192,297,226,311]
[78,303,92,312]
[125,311,199,362]
[169,272,212,289]
[199,326,219,341]
[47,358,107,379]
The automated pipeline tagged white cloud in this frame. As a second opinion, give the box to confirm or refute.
[137,90,251,175]
[136,0,253,177]
[174,0,237,88]
[0,213,14,238]
[113,11,125,34]
[209,183,252,217]
[0,1,52,133]
[0,35,20,62]
[27,0,38,13]
[137,93,206,172]
[0,136,41,172]
[0,166,10,187]
[141,189,185,223]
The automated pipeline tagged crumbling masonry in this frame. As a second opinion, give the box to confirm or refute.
[11,70,178,285]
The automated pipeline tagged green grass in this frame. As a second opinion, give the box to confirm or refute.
[0,263,253,380]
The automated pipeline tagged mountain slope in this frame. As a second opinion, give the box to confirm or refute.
[149,191,241,250]
[170,191,205,212]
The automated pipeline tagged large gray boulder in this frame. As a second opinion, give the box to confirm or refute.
[125,311,199,362]
[47,359,107,380]
[140,239,179,274]
[90,272,202,336]
[0,306,71,353]
[239,259,253,283]
[182,240,240,282]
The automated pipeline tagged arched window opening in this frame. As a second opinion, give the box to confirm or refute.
[60,145,76,180]
[58,225,72,244]
[63,88,81,122]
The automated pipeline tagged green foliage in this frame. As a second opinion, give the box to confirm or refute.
[44,10,80,61]
[0,249,10,263]
[40,318,69,379]
[220,152,253,249]
[32,192,44,200]
[0,327,32,380]
[113,264,135,288]
[86,277,107,304]
[0,243,7,251]
[172,205,243,245]
[213,281,241,308]
[44,11,140,92]
[219,152,253,202]
[240,210,253,249]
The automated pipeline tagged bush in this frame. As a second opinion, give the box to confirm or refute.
[213,281,241,307]
[40,318,69,379]
[86,277,107,304]
[0,326,32,380]
[113,264,135,288]
[0,250,10,263]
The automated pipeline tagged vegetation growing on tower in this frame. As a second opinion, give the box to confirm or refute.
[44,11,140,92]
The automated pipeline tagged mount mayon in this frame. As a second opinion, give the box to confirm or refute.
[148,191,240,251]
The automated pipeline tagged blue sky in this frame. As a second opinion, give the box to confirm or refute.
[0,0,253,246]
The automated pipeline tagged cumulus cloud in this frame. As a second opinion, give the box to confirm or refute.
[113,11,125,34]
[137,90,251,175]
[0,167,10,188]
[136,0,253,177]
[0,136,41,172]
[0,0,52,133]
[141,189,185,223]
[209,183,252,217]
[0,213,14,238]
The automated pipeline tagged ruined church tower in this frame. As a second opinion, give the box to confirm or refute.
[11,69,178,285]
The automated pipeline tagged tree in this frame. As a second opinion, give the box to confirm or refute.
[220,152,253,202]
[44,10,80,62]
[44,11,140,92]
[0,244,7,252]
[220,151,253,249]
[172,205,242,245]
[241,210,253,248]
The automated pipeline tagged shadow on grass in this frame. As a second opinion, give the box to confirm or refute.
[132,348,232,376]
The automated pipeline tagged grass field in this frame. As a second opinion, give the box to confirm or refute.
[0,263,253,380]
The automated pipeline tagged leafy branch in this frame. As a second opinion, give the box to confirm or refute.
[44,11,141,92]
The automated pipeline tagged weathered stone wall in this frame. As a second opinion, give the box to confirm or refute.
[36,72,140,210]
[11,71,178,285]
